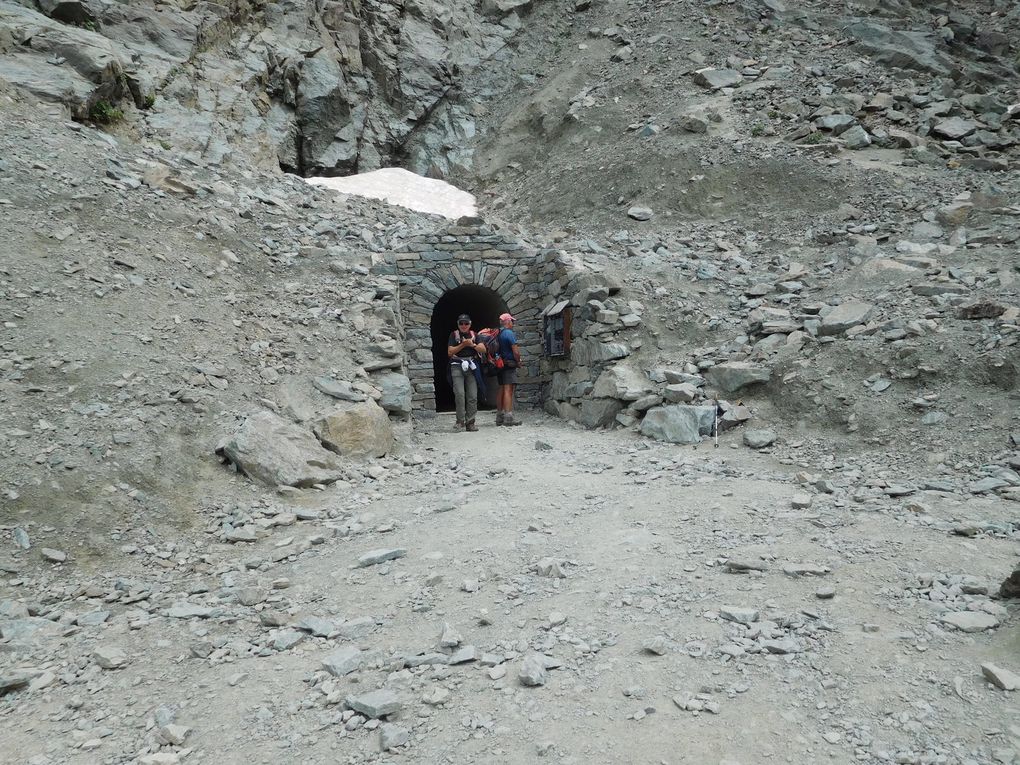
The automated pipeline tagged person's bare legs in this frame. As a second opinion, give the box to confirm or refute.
[503,384,520,425]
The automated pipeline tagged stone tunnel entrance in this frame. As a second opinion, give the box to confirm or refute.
[430,284,507,412]
[389,218,568,414]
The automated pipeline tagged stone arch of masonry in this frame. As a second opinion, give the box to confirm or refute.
[391,220,548,413]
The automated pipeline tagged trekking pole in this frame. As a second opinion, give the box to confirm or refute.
[714,409,719,448]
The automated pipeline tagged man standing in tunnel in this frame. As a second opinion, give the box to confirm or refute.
[496,312,523,427]
[448,314,485,432]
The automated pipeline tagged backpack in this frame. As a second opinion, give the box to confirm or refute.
[476,328,502,372]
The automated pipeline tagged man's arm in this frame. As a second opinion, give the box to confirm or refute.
[448,333,474,359]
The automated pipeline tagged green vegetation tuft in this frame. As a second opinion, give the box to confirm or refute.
[89,100,124,124]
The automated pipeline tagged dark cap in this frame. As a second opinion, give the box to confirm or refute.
[457,314,471,323]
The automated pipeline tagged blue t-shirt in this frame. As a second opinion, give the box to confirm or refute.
[498,328,518,363]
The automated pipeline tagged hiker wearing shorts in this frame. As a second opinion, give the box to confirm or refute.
[496,312,522,427]
[448,313,485,432]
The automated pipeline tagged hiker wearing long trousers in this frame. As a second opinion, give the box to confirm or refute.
[496,312,522,427]
[448,314,485,432]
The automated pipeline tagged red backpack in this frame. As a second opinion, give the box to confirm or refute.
[476,328,503,372]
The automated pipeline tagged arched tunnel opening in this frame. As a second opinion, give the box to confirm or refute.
[430,284,508,412]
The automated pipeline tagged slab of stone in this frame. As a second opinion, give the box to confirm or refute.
[627,206,653,221]
[77,609,111,626]
[940,611,999,632]
[357,548,406,567]
[783,563,829,577]
[570,339,630,365]
[216,411,343,488]
[312,376,367,402]
[93,645,128,669]
[719,606,759,625]
[40,548,67,563]
[0,617,60,642]
[707,362,771,393]
[346,689,404,718]
[166,603,219,619]
[694,68,743,89]
[0,671,31,695]
[819,302,875,336]
[449,645,479,664]
[763,637,803,654]
[295,616,336,637]
[322,646,363,677]
[932,117,977,139]
[981,663,1020,691]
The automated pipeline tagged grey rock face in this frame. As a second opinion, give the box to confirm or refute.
[640,405,716,444]
[216,411,342,488]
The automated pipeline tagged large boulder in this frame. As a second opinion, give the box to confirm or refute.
[579,399,624,429]
[640,405,716,445]
[591,365,652,401]
[707,362,772,394]
[216,412,343,488]
[315,400,393,459]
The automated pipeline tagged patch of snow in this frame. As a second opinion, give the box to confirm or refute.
[304,168,477,220]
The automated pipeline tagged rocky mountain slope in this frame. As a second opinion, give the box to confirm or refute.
[1,0,1019,763]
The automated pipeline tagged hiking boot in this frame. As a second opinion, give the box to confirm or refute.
[503,414,522,427]
[454,420,465,432]
[466,420,478,432]
[495,412,505,427]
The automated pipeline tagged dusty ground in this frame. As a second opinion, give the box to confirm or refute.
[2,415,1017,764]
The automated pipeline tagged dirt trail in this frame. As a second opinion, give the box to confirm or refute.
[3,415,1016,765]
